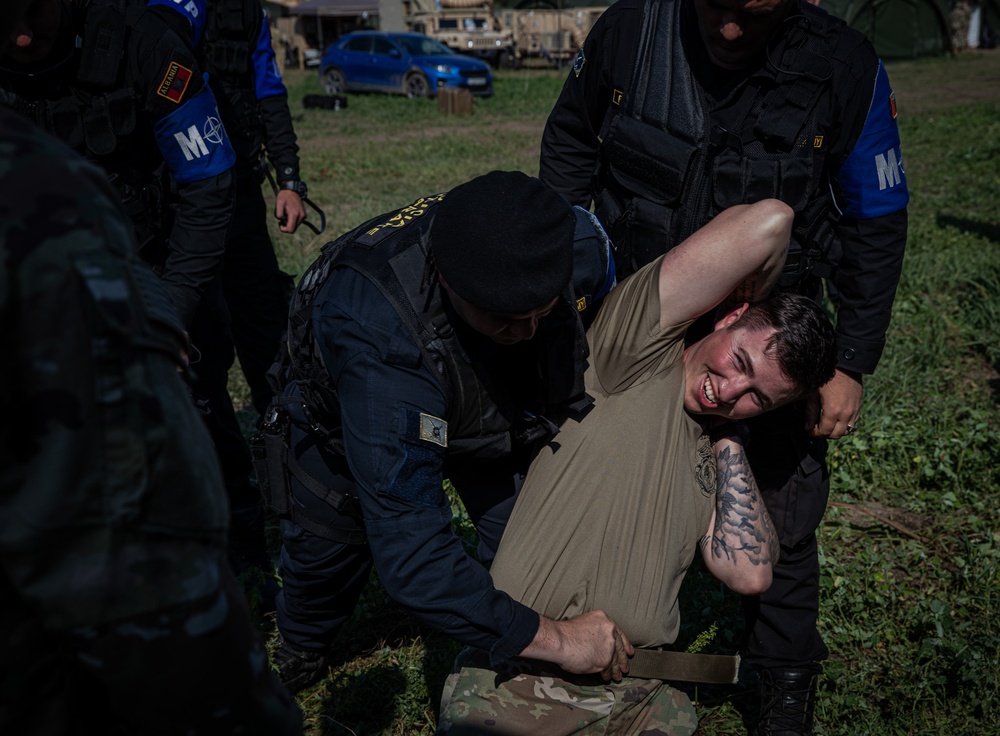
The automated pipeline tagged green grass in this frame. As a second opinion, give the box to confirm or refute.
[244,53,1000,735]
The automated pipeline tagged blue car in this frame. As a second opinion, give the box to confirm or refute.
[319,31,494,99]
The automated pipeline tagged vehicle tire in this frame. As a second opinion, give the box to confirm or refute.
[404,72,430,99]
[497,49,519,69]
[323,68,346,96]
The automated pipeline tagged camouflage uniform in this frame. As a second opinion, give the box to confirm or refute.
[439,648,698,735]
[0,108,301,734]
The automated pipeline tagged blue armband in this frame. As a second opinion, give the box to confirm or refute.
[254,11,288,100]
[154,83,236,182]
[836,61,910,218]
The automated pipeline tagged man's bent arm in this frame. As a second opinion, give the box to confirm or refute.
[657,200,792,330]
[700,426,779,595]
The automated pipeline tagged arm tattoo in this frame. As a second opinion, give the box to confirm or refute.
[710,442,779,568]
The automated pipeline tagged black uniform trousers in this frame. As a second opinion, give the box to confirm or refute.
[188,167,292,511]
[223,166,295,418]
[744,403,830,672]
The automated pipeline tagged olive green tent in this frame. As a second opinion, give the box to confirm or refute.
[821,0,999,58]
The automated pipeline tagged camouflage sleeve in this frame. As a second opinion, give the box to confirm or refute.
[0,111,301,733]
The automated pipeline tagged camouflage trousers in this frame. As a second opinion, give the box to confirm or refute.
[438,647,698,735]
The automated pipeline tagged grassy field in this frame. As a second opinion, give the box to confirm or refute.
[245,50,1000,735]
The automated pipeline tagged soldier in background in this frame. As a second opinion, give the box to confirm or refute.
[153,0,313,592]
[0,3,302,733]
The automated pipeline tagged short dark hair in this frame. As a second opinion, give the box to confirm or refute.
[730,293,837,396]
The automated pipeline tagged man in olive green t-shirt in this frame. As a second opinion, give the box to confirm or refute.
[439,200,838,735]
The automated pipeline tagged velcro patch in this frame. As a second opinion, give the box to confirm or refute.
[157,61,193,103]
[419,412,448,447]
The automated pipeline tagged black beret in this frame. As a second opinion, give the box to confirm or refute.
[432,171,575,313]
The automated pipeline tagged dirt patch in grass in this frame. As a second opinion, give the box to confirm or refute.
[889,49,1000,115]
[829,500,934,542]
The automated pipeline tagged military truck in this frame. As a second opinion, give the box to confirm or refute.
[496,3,606,66]
[403,0,516,67]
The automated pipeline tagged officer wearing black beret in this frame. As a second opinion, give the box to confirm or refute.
[258,170,632,692]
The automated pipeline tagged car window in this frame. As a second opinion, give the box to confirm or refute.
[372,37,397,56]
[439,19,457,29]
[398,36,453,56]
[342,37,372,54]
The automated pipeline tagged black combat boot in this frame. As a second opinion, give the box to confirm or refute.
[273,638,330,693]
[754,667,818,736]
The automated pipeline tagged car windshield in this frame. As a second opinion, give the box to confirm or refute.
[396,36,454,57]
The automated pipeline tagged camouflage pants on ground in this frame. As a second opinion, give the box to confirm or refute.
[438,648,698,735]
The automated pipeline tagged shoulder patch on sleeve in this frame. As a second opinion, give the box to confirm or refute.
[573,48,586,77]
[157,61,193,103]
[419,412,448,448]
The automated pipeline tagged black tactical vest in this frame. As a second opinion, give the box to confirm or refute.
[594,0,845,287]
[285,194,594,462]
[200,0,264,163]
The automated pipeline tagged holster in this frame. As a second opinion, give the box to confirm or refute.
[250,400,368,545]
[250,405,293,517]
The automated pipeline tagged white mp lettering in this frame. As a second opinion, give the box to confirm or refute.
[174,125,208,161]
[875,148,903,191]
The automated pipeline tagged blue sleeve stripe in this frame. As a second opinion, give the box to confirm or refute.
[254,11,288,100]
[154,84,236,183]
[836,61,910,219]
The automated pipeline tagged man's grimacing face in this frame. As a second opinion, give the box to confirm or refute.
[682,305,799,420]
[693,0,796,70]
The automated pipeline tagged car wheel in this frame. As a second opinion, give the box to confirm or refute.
[323,68,346,96]
[404,72,430,99]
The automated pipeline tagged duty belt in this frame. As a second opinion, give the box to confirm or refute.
[627,649,741,684]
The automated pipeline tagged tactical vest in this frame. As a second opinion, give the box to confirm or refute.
[594,0,845,287]
[0,0,167,246]
[285,194,593,462]
[200,0,264,163]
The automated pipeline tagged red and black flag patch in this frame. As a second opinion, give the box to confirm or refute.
[889,91,898,120]
[157,61,193,103]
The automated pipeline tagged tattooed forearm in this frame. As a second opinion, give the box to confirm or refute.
[708,441,779,568]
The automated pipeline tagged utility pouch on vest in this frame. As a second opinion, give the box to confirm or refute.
[49,97,85,149]
[251,405,293,517]
[82,89,136,156]
[601,115,695,207]
[208,41,250,75]
[78,0,126,88]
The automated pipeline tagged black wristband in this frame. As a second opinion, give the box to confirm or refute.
[279,180,308,197]
[708,421,750,445]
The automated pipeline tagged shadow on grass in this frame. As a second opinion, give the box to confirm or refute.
[936,214,1000,244]
[313,665,408,735]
